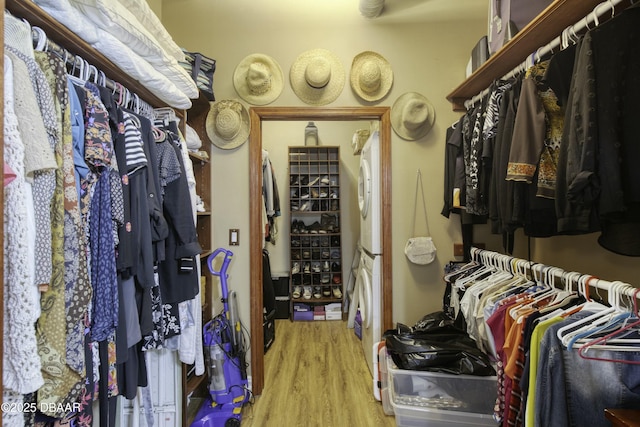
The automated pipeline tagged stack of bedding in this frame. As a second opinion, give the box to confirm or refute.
[33,0,199,109]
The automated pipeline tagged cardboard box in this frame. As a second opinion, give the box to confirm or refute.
[325,302,342,312]
[293,311,314,321]
[325,311,342,321]
[293,303,310,312]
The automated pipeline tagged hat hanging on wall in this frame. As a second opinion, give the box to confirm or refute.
[391,92,436,141]
[350,51,393,103]
[206,99,250,150]
[289,48,345,105]
[233,53,284,105]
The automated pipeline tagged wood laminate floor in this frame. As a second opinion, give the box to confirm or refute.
[240,319,396,427]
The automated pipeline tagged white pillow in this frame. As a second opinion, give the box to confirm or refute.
[33,0,195,107]
[68,0,197,98]
[69,0,166,61]
[91,29,193,108]
[116,0,185,62]
[33,0,99,44]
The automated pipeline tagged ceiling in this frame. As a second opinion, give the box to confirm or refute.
[165,0,488,27]
[362,0,488,24]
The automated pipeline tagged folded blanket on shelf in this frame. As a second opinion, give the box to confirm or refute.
[33,0,197,108]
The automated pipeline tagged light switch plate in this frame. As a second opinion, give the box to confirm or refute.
[229,229,240,246]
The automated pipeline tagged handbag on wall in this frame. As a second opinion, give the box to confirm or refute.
[405,169,437,265]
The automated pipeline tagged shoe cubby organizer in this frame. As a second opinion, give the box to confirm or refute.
[288,146,343,321]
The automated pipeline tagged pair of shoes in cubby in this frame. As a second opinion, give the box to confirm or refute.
[290,175,309,186]
[292,220,307,234]
[332,287,343,298]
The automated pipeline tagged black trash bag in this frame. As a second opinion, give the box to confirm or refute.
[384,312,495,376]
[412,310,457,332]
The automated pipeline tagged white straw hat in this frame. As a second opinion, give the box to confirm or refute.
[233,53,284,105]
[350,51,393,102]
[289,48,345,105]
[391,92,436,141]
[206,99,250,150]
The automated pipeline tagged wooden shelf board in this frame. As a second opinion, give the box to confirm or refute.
[292,297,343,303]
[446,0,623,111]
[189,151,211,163]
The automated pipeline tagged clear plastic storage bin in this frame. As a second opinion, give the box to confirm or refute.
[387,353,498,427]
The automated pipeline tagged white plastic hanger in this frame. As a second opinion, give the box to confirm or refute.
[32,26,48,52]
[578,289,640,357]
[557,280,631,348]
[555,276,613,343]
[67,56,87,86]
[591,0,615,28]
[87,65,99,84]
[564,281,632,349]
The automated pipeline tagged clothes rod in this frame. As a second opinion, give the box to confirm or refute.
[469,247,639,301]
[464,0,629,109]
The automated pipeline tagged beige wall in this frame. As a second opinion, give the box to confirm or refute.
[158,0,639,350]
[146,0,161,15]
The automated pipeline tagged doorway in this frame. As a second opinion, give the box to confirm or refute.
[248,107,393,395]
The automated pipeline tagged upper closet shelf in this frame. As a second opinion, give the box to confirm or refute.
[446,0,626,112]
[5,0,185,110]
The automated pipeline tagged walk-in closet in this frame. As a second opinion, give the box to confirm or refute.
[2,1,639,426]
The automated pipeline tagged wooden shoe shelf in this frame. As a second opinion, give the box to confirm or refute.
[288,146,343,320]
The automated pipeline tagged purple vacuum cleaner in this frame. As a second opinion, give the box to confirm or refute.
[191,248,249,427]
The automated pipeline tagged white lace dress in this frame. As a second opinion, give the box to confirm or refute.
[3,55,45,427]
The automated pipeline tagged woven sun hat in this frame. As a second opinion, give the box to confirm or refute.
[289,48,345,105]
[206,99,250,150]
[391,92,436,140]
[350,51,393,102]
[233,53,284,105]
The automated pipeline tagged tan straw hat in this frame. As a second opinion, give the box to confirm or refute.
[233,53,284,105]
[289,48,345,105]
[391,92,436,140]
[206,99,250,150]
[350,51,393,102]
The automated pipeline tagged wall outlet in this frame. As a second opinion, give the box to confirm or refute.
[454,243,485,257]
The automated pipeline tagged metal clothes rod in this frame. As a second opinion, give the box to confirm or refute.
[464,0,628,109]
[469,247,639,302]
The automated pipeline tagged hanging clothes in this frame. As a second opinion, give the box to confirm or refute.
[2,12,207,425]
[590,4,640,256]
[446,249,640,427]
[262,149,281,244]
